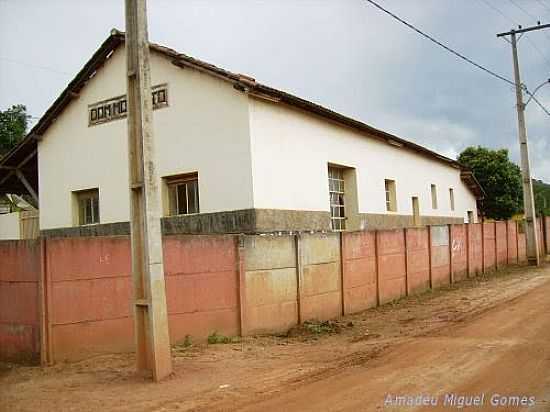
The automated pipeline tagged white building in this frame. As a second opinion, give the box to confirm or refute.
[0,30,482,237]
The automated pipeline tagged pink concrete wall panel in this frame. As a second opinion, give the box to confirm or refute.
[46,236,132,281]
[51,277,132,325]
[506,221,518,264]
[342,231,377,314]
[0,324,38,362]
[164,235,237,276]
[243,235,298,334]
[0,240,41,362]
[546,217,550,255]
[405,228,430,295]
[467,224,483,276]
[48,235,240,360]
[46,237,133,361]
[300,234,342,321]
[0,282,39,325]
[495,222,508,267]
[430,226,450,288]
[163,235,240,342]
[377,230,406,304]
[450,225,468,282]
[52,318,134,361]
[483,223,496,272]
[0,240,41,282]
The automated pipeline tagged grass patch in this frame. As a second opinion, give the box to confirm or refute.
[286,320,349,339]
[207,331,240,345]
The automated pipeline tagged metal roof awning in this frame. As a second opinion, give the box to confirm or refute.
[0,134,38,207]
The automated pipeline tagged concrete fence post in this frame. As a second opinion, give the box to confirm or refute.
[465,224,471,278]
[494,223,498,270]
[339,232,346,316]
[506,221,510,266]
[545,217,550,255]
[295,233,304,324]
[39,237,53,366]
[404,229,410,297]
[516,220,520,264]
[428,226,433,289]
[449,224,454,284]
[374,230,381,307]
[481,221,487,273]
[236,235,247,336]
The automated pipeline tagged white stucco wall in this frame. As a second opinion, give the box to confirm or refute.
[38,47,254,229]
[248,97,478,224]
[0,212,21,240]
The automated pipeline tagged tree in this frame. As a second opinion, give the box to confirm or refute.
[534,180,550,216]
[0,104,29,157]
[458,146,522,220]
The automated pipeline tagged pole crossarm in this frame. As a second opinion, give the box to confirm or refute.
[497,23,550,37]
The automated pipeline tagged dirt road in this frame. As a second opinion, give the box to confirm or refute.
[2,263,550,412]
[235,271,550,412]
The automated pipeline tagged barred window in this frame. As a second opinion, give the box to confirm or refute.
[328,166,346,231]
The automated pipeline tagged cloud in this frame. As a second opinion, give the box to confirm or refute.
[1,0,548,180]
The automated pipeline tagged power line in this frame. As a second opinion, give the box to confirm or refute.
[476,0,550,67]
[508,0,540,21]
[507,0,550,41]
[525,89,550,116]
[0,57,71,77]
[364,0,550,117]
[535,0,550,14]
[364,0,515,86]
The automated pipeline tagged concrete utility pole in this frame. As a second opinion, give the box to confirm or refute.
[125,0,172,381]
[497,23,550,266]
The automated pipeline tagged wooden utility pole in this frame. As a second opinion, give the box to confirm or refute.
[125,0,172,381]
[497,23,550,266]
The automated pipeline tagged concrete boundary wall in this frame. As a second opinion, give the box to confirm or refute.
[0,219,547,364]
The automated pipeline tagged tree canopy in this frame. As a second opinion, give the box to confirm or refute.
[0,104,29,157]
[534,180,550,216]
[458,146,522,220]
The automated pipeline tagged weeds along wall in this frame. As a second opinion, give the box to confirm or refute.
[0,218,548,364]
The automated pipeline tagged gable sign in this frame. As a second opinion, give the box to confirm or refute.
[88,84,168,126]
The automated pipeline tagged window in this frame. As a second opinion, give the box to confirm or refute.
[328,166,346,231]
[385,179,397,212]
[75,189,100,225]
[467,210,474,224]
[449,188,455,211]
[431,184,438,209]
[412,197,420,226]
[165,173,200,216]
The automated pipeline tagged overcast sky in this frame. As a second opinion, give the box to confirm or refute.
[1,0,549,180]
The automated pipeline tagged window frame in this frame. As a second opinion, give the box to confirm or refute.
[412,196,420,226]
[164,172,200,217]
[73,188,100,226]
[449,188,455,211]
[328,166,346,231]
[384,179,397,212]
[431,184,438,210]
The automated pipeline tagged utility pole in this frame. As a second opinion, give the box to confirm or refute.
[125,0,172,381]
[497,23,550,266]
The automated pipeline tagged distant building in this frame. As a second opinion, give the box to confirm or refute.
[0,30,483,237]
